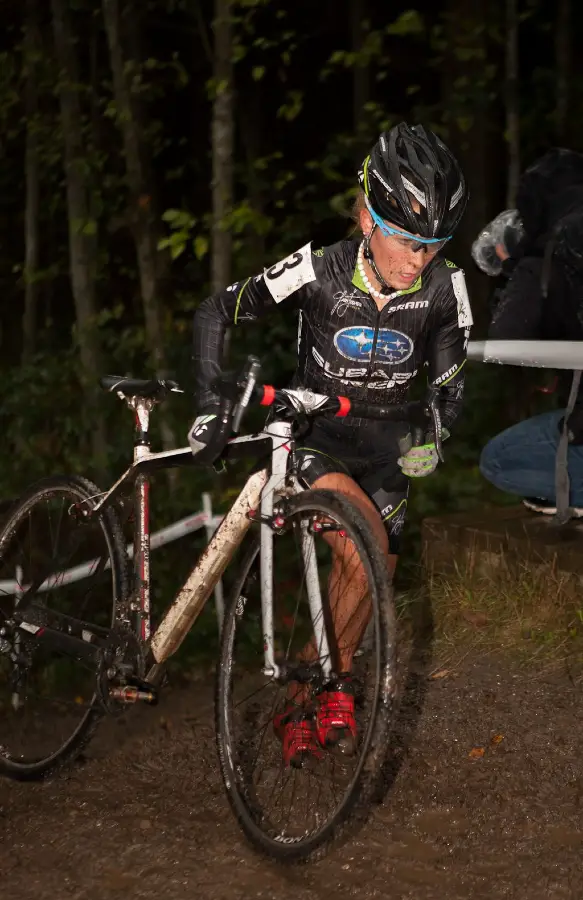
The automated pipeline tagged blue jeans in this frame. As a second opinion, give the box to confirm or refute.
[479,410,583,506]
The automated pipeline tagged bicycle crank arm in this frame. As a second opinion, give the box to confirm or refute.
[272,661,325,686]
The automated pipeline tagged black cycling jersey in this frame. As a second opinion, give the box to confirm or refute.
[192,238,472,432]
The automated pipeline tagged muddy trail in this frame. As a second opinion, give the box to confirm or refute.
[1,654,582,900]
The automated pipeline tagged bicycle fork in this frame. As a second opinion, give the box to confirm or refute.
[259,484,333,683]
[259,421,333,683]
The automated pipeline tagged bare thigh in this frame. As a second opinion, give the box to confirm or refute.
[312,472,391,563]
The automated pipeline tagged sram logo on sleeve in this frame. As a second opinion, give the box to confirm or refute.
[264,243,317,303]
[451,270,473,328]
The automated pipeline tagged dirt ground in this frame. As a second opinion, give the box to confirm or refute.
[1,653,582,900]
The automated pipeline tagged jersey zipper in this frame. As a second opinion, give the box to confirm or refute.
[364,289,403,384]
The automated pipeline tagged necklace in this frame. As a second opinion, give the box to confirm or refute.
[357,242,395,302]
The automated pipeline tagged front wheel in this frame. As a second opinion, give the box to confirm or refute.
[215,488,398,862]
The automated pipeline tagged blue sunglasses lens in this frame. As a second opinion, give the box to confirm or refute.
[366,199,450,248]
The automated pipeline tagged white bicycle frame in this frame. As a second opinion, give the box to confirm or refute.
[3,384,334,684]
[149,417,333,682]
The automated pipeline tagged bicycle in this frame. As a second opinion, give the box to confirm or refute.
[0,356,442,862]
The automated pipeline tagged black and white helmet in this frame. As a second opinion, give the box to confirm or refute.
[358,122,468,238]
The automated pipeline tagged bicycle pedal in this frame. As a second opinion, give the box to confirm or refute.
[109,679,158,706]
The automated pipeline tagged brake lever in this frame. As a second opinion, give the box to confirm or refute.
[428,389,444,463]
[232,356,261,433]
[193,394,234,467]
[407,391,444,463]
[160,379,183,394]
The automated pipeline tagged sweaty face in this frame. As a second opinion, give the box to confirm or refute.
[359,198,440,291]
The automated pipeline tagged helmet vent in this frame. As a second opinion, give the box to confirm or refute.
[401,175,427,208]
[449,183,463,210]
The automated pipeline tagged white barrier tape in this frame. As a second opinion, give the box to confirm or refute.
[467,339,583,370]
[0,507,224,595]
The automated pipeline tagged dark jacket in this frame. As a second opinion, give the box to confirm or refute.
[488,149,583,437]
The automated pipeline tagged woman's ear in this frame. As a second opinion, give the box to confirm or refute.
[359,207,373,237]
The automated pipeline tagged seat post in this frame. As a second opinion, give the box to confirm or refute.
[125,394,157,643]
[125,395,158,463]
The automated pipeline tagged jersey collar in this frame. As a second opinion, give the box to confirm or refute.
[351,259,423,298]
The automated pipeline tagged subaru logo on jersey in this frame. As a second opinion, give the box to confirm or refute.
[334,327,414,364]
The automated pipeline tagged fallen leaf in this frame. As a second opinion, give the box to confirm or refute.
[430,669,450,680]
[461,609,489,628]
[468,746,485,759]
[491,733,504,746]
[103,870,139,890]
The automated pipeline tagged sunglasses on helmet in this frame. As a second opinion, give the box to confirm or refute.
[364,196,452,253]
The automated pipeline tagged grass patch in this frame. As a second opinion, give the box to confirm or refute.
[400,552,583,675]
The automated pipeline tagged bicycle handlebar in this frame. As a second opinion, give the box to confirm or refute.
[255,384,429,426]
[200,355,445,466]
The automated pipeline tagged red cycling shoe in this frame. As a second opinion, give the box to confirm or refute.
[316,676,357,756]
[273,704,322,769]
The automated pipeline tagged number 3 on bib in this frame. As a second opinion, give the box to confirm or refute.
[264,242,317,303]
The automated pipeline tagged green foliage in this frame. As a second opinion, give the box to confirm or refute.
[0,51,20,124]
[277,89,303,121]
[386,10,425,37]
[0,0,578,673]
[158,209,200,259]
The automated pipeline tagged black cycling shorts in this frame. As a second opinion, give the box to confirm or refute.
[294,416,410,554]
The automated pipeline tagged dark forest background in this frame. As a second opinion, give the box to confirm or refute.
[0,0,577,622]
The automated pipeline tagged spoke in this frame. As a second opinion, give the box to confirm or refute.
[283,518,310,662]
[48,496,66,562]
[284,766,297,832]
[248,689,283,776]
[231,676,277,712]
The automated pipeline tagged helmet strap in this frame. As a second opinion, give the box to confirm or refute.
[363,228,392,294]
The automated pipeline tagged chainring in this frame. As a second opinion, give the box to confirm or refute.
[96,626,146,714]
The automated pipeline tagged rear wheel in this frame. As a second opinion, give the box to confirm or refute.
[216,488,398,862]
[0,476,127,780]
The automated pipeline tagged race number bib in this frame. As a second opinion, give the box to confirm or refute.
[264,243,317,303]
[451,269,473,328]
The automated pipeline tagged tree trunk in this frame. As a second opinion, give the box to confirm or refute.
[239,86,265,271]
[102,0,167,375]
[555,0,571,144]
[51,0,108,475]
[211,0,234,296]
[22,0,40,365]
[351,0,369,153]
[505,0,520,207]
[102,0,177,453]
[442,0,493,328]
